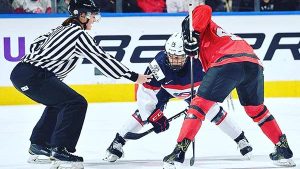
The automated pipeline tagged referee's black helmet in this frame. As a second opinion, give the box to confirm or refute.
[68,0,99,16]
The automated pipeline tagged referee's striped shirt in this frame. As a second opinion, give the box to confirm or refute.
[21,23,138,81]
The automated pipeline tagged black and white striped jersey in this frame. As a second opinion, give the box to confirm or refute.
[21,23,138,81]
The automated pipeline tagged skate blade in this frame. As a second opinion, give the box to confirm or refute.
[102,151,122,162]
[50,161,84,169]
[242,151,252,160]
[102,152,119,162]
[163,161,182,169]
[27,154,52,164]
[102,154,119,162]
[273,158,296,167]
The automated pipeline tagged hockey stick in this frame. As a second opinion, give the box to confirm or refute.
[123,109,187,140]
[188,0,196,166]
[226,92,235,112]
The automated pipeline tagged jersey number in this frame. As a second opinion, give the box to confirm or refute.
[216,28,242,41]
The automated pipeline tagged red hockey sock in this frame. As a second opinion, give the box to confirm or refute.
[260,118,282,144]
[177,118,202,142]
[245,104,283,144]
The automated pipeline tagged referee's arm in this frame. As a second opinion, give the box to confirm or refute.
[76,32,138,82]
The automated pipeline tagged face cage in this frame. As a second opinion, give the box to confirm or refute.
[85,12,101,22]
[167,54,187,71]
[75,11,100,30]
[73,9,101,21]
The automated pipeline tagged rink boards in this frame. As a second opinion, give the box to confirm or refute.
[0,13,300,105]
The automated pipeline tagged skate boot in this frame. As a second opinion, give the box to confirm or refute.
[27,144,52,164]
[235,132,253,159]
[103,133,126,162]
[269,134,296,167]
[50,147,84,169]
[163,138,191,169]
[237,139,253,160]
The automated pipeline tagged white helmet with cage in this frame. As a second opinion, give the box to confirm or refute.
[165,32,185,56]
[165,32,187,70]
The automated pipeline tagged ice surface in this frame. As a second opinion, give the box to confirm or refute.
[0,98,299,169]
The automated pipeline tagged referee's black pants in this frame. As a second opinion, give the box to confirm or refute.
[10,62,87,153]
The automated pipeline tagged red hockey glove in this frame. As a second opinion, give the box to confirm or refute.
[148,109,169,133]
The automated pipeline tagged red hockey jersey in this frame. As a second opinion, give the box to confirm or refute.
[191,5,262,72]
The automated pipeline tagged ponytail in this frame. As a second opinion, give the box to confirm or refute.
[62,17,83,29]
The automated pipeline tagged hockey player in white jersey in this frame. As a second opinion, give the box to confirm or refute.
[103,32,253,162]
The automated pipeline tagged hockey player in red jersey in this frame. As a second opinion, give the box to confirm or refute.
[163,4,295,168]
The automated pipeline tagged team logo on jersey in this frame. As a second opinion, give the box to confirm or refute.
[149,60,165,81]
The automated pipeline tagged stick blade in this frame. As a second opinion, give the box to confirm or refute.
[190,157,195,166]
[123,132,145,140]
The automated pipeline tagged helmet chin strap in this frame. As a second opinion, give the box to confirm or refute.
[76,12,99,30]
[78,13,90,30]
[81,19,89,30]
[79,16,90,30]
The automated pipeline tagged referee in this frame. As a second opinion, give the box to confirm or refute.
[10,0,151,166]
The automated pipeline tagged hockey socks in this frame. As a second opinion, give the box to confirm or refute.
[259,116,282,144]
[206,105,243,140]
[177,114,202,142]
[118,110,144,138]
[177,96,214,142]
[244,104,282,144]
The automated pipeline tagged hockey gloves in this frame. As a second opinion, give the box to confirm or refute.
[148,109,169,134]
[182,16,200,56]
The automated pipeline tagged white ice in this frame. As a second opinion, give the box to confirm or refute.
[0,98,299,169]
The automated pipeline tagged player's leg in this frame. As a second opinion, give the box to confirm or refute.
[164,63,243,166]
[206,103,252,158]
[178,64,242,141]
[34,79,86,168]
[103,109,142,162]
[10,63,86,168]
[28,106,59,163]
[237,62,295,167]
[104,88,173,162]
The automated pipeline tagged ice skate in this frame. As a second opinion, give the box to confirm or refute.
[27,144,52,164]
[103,133,125,162]
[163,138,191,169]
[237,138,253,160]
[50,147,84,169]
[269,134,296,167]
